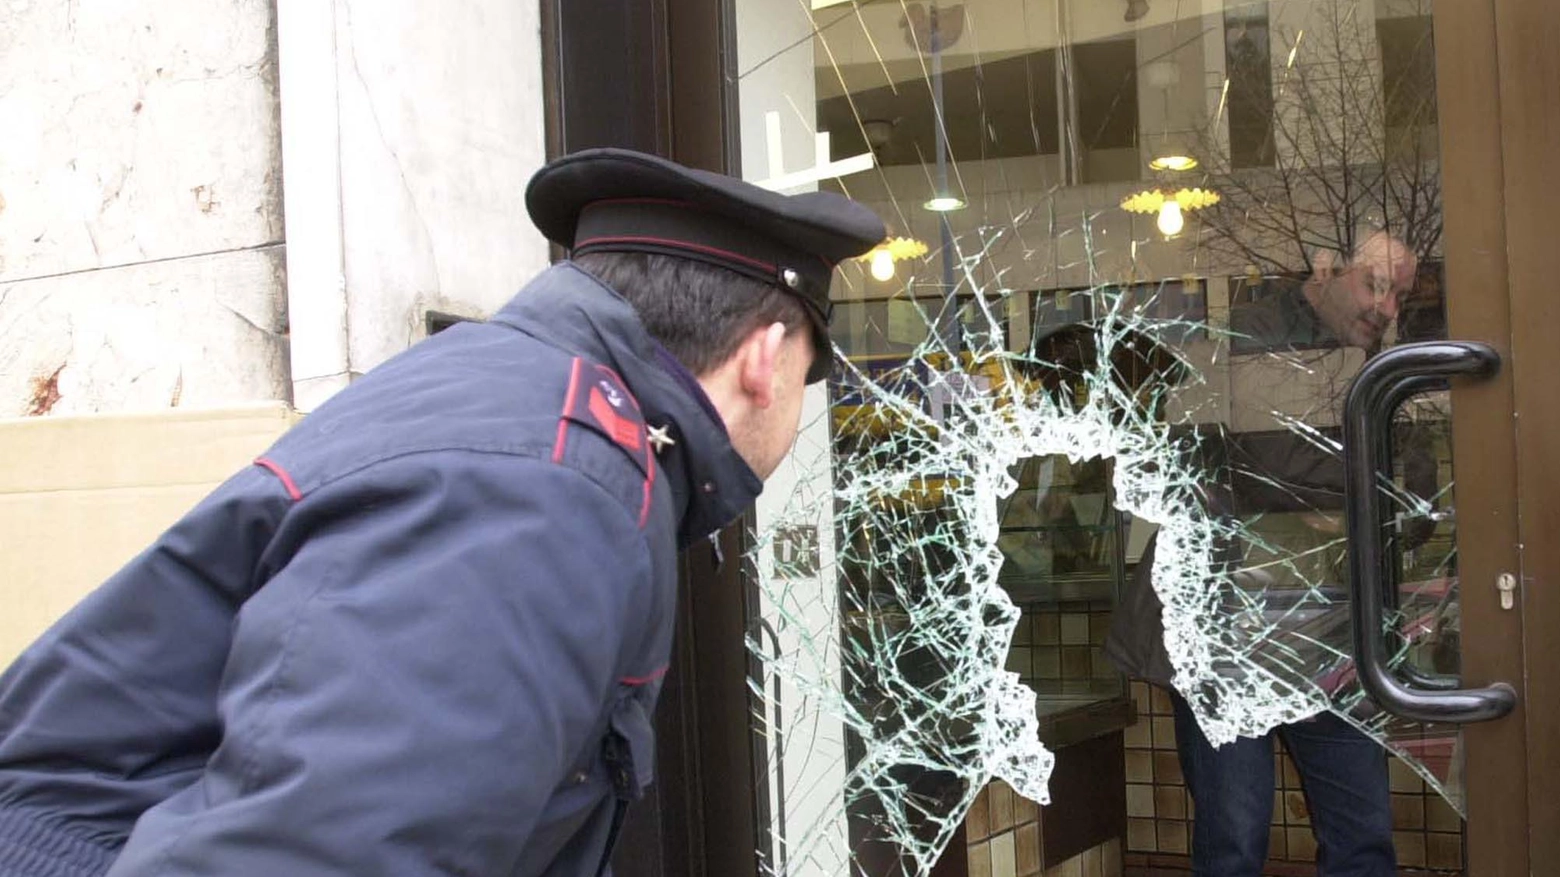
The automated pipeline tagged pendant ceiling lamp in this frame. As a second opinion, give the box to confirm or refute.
[857,237,931,281]
[1120,188,1220,237]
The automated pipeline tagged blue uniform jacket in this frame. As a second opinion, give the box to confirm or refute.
[0,263,762,876]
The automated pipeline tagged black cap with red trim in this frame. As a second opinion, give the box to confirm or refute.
[525,148,886,383]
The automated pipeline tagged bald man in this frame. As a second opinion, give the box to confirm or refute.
[1108,229,1425,877]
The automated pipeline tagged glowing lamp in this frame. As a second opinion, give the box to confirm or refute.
[856,237,931,282]
[1120,187,1219,238]
[1148,154,1199,172]
[870,249,896,281]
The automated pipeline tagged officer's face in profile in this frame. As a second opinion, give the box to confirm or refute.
[1308,232,1417,349]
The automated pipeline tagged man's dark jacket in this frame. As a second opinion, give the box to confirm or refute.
[0,262,761,876]
[1104,281,1438,688]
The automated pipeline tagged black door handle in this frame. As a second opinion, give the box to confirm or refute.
[1343,341,1517,723]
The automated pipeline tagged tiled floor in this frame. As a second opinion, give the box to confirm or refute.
[1119,682,1465,873]
[965,780,1123,877]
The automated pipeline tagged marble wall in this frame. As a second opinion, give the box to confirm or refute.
[1,0,552,416]
[330,0,551,380]
[0,0,288,416]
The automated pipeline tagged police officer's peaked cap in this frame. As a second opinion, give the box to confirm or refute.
[525,148,886,383]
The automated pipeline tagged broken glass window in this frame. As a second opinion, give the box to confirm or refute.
[738,1,1456,873]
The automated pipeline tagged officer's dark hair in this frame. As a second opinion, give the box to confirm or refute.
[574,251,812,376]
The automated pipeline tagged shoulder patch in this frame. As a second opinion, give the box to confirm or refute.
[553,357,657,528]
[554,357,647,458]
[585,371,644,452]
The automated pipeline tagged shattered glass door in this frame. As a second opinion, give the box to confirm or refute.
[736,1,1470,873]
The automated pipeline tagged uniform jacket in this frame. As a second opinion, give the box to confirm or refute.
[0,262,761,877]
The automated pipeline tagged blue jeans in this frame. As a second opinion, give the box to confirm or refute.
[1171,692,1397,877]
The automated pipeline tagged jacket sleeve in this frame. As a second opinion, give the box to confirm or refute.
[0,465,289,869]
[106,450,653,876]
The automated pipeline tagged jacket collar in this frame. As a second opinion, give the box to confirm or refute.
[491,262,762,548]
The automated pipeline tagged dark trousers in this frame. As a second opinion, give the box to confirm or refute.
[1171,693,1397,877]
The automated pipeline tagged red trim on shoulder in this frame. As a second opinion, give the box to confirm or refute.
[620,665,669,686]
[638,443,656,529]
[254,457,303,501]
[553,357,586,464]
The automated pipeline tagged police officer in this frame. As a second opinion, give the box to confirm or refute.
[0,148,885,876]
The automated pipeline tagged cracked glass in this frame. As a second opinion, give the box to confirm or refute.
[736,1,1458,873]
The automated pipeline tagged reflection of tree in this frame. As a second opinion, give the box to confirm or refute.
[1198,0,1440,273]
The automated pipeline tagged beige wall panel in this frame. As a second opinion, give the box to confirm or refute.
[0,404,296,667]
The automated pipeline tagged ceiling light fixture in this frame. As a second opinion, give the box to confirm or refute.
[870,250,896,281]
[923,196,966,212]
[857,236,931,281]
[1120,188,1220,237]
[1125,0,1150,22]
[1148,154,1199,172]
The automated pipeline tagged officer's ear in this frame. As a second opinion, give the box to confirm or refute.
[737,321,788,409]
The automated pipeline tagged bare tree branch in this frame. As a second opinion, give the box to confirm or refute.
[1193,1,1441,274]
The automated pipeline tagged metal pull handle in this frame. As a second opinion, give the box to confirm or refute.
[1343,341,1517,723]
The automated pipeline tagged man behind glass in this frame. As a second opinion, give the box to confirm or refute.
[1107,228,1422,877]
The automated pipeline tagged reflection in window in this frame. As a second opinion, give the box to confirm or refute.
[818,34,1138,184]
[739,1,1462,874]
[1379,13,1437,134]
[832,293,1011,359]
[1031,289,1093,337]
[820,50,1061,165]
[1115,279,1209,344]
[1224,4,1275,169]
[1071,38,1140,183]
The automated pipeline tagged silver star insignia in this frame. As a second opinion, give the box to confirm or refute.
[647,424,676,453]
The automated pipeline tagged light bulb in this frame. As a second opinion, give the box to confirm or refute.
[1149,154,1198,172]
[870,250,896,281]
[1156,200,1184,236]
[923,196,966,212]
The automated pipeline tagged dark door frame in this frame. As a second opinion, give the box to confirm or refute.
[1434,2,1525,873]
[1425,0,1560,871]
[1480,0,1560,869]
[1434,0,1560,872]
[540,3,760,875]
